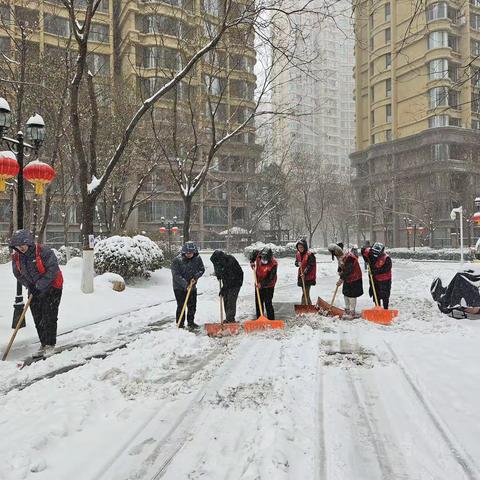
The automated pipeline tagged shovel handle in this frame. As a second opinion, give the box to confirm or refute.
[326,284,339,316]
[367,263,380,307]
[2,295,33,361]
[177,280,194,328]
[219,279,225,325]
[253,270,264,318]
[300,265,308,305]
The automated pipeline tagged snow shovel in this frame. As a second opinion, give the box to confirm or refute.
[243,271,284,333]
[361,265,398,325]
[294,266,317,314]
[176,280,195,328]
[204,280,241,336]
[2,295,33,361]
[316,284,345,318]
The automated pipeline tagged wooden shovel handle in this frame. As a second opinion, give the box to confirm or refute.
[253,269,264,318]
[176,280,194,328]
[2,295,33,361]
[300,265,308,305]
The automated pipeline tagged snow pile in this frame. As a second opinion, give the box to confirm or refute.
[388,246,476,261]
[94,235,164,280]
[56,245,82,264]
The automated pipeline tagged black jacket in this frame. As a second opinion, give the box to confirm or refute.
[210,250,243,289]
[171,251,205,291]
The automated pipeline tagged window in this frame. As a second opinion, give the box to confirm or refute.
[429,58,448,79]
[371,134,376,144]
[428,86,448,108]
[143,46,181,70]
[426,2,448,22]
[370,85,375,101]
[201,0,221,16]
[449,117,461,126]
[0,36,10,53]
[472,119,480,129]
[203,206,228,225]
[472,13,480,30]
[369,13,374,29]
[385,27,391,43]
[449,89,459,108]
[369,35,374,50]
[428,115,449,127]
[143,15,182,36]
[386,129,392,141]
[432,144,449,161]
[472,0,480,7]
[472,39,480,56]
[44,14,69,37]
[138,201,184,222]
[385,52,391,68]
[86,53,110,76]
[386,104,392,122]
[428,31,448,49]
[448,35,459,51]
[371,109,375,126]
[386,78,391,97]
[90,22,109,43]
[204,75,225,96]
[370,61,375,75]
[385,2,391,21]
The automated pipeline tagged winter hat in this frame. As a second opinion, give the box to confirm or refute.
[371,242,385,259]
[9,229,35,249]
[181,241,198,255]
[210,249,226,265]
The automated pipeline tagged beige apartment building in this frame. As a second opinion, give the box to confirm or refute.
[352,0,480,247]
[0,0,259,248]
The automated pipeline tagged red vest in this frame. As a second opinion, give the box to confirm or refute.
[372,254,392,282]
[344,252,362,283]
[14,244,64,289]
[255,257,277,288]
[296,251,316,282]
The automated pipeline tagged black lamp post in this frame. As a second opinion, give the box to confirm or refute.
[0,97,46,328]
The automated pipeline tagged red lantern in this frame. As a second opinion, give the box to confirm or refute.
[0,151,19,192]
[171,226,179,235]
[159,226,166,234]
[406,226,414,233]
[418,226,427,234]
[472,212,480,225]
[23,160,55,195]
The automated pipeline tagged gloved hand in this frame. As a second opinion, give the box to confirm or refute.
[294,260,299,267]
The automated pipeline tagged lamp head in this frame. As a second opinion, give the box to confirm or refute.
[26,113,46,146]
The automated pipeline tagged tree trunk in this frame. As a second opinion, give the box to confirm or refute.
[80,195,96,294]
[183,195,192,242]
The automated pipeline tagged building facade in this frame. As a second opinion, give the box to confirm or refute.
[352,0,480,247]
[0,0,259,248]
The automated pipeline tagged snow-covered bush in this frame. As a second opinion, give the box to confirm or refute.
[387,247,475,261]
[94,235,164,280]
[244,242,329,259]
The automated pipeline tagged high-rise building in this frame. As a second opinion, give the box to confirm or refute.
[0,0,259,248]
[271,1,355,178]
[352,0,480,247]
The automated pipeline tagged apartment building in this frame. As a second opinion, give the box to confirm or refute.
[0,0,259,247]
[352,0,480,247]
[271,2,355,179]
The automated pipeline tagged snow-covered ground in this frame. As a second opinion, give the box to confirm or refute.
[1,254,480,479]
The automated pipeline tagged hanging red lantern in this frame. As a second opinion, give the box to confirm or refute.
[171,226,179,235]
[159,226,166,234]
[23,160,55,195]
[406,226,414,233]
[0,151,19,192]
[472,212,480,225]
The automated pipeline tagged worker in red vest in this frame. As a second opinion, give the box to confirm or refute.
[295,239,316,305]
[361,242,392,309]
[251,247,277,320]
[336,246,364,319]
[9,229,63,357]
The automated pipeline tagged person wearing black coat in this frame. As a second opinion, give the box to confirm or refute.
[210,250,243,323]
[10,229,63,356]
[361,242,392,310]
[171,241,205,329]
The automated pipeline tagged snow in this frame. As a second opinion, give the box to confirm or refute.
[219,226,249,235]
[26,113,44,127]
[0,96,10,112]
[1,255,480,479]
[87,175,101,193]
[0,150,16,160]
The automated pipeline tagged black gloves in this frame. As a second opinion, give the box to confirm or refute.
[295,260,299,267]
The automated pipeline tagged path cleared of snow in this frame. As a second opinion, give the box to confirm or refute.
[1,254,480,479]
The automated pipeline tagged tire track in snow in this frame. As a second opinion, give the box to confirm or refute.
[385,341,480,480]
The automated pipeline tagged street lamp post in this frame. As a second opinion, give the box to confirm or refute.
[159,216,178,257]
[450,206,464,265]
[0,98,46,328]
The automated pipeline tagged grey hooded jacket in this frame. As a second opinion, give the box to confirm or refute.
[9,229,61,292]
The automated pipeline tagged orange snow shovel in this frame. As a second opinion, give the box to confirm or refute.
[316,284,345,318]
[204,281,241,336]
[243,270,284,333]
[294,266,317,314]
[361,265,398,325]
[2,294,33,361]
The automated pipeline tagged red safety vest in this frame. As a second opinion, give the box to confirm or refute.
[296,251,316,282]
[14,244,64,289]
[343,252,362,283]
[372,254,392,282]
[255,257,277,288]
